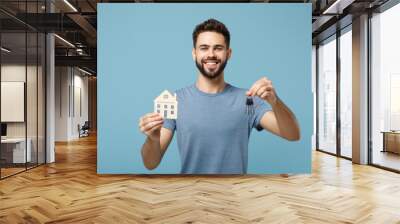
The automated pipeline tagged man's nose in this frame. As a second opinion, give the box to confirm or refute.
[206,49,216,57]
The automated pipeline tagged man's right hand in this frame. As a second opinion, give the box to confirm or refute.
[139,112,164,142]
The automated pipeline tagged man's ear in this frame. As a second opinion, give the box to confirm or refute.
[192,48,196,61]
[227,48,232,60]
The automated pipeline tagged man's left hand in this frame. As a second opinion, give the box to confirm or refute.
[246,77,277,106]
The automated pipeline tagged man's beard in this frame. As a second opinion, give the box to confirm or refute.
[195,57,228,80]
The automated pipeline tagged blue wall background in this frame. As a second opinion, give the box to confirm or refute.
[98,3,312,174]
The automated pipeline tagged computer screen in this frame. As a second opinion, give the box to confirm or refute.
[1,123,7,137]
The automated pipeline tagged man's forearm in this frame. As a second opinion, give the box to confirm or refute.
[141,138,162,170]
[271,98,300,141]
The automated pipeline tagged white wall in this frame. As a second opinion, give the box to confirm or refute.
[70,72,89,139]
[1,63,46,164]
[1,66,26,137]
[1,65,42,137]
[55,67,89,141]
[55,66,69,141]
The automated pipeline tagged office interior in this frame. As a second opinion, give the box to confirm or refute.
[0,0,399,222]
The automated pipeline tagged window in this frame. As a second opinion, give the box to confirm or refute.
[318,35,337,155]
[163,94,168,99]
[164,105,167,109]
[340,27,352,158]
[371,3,400,171]
[390,74,400,130]
[157,104,160,108]
[157,110,160,113]
[171,105,174,109]
[171,111,174,115]
[316,28,353,159]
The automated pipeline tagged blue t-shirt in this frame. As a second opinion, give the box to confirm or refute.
[163,83,271,174]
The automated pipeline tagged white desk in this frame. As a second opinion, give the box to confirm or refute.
[1,138,31,163]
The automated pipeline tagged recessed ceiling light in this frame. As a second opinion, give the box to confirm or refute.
[322,0,354,15]
[54,34,75,48]
[63,0,78,12]
[1,47,11,53]
[78,67,93,76]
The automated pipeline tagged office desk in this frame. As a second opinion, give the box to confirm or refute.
[1,138,32,163]
[381,131,400,154]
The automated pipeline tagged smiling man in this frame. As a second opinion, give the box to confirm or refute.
[139,18,300,174]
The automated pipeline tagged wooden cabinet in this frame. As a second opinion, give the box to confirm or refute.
[382,131,400,154]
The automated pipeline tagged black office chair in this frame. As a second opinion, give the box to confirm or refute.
[79,121,90,138]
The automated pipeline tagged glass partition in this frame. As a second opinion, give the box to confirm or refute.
[27,31,38,169]
[0,1,46,179]
[1,31,28,177]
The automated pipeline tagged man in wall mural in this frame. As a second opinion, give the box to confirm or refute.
[138,18,300,174]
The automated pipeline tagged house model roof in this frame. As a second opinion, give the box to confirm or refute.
[154,90,177,103]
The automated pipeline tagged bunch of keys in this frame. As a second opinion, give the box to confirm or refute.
[245,96,254,115]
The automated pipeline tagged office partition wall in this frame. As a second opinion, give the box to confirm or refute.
[0,31,27,177]
[0,1,47,179]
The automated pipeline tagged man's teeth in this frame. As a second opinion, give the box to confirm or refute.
[205,62,217,64]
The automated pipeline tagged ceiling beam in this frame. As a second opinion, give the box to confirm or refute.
[55,55,96,70]
[323,0,356,14]
[67,13,97,46]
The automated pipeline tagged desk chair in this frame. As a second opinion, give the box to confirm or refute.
[79,121,90,138]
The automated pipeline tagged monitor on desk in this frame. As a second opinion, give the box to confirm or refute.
[1,123,7,138]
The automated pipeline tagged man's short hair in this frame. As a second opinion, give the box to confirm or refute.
[192,18,230,48]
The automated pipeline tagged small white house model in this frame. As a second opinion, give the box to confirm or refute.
[154,90,178,119]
